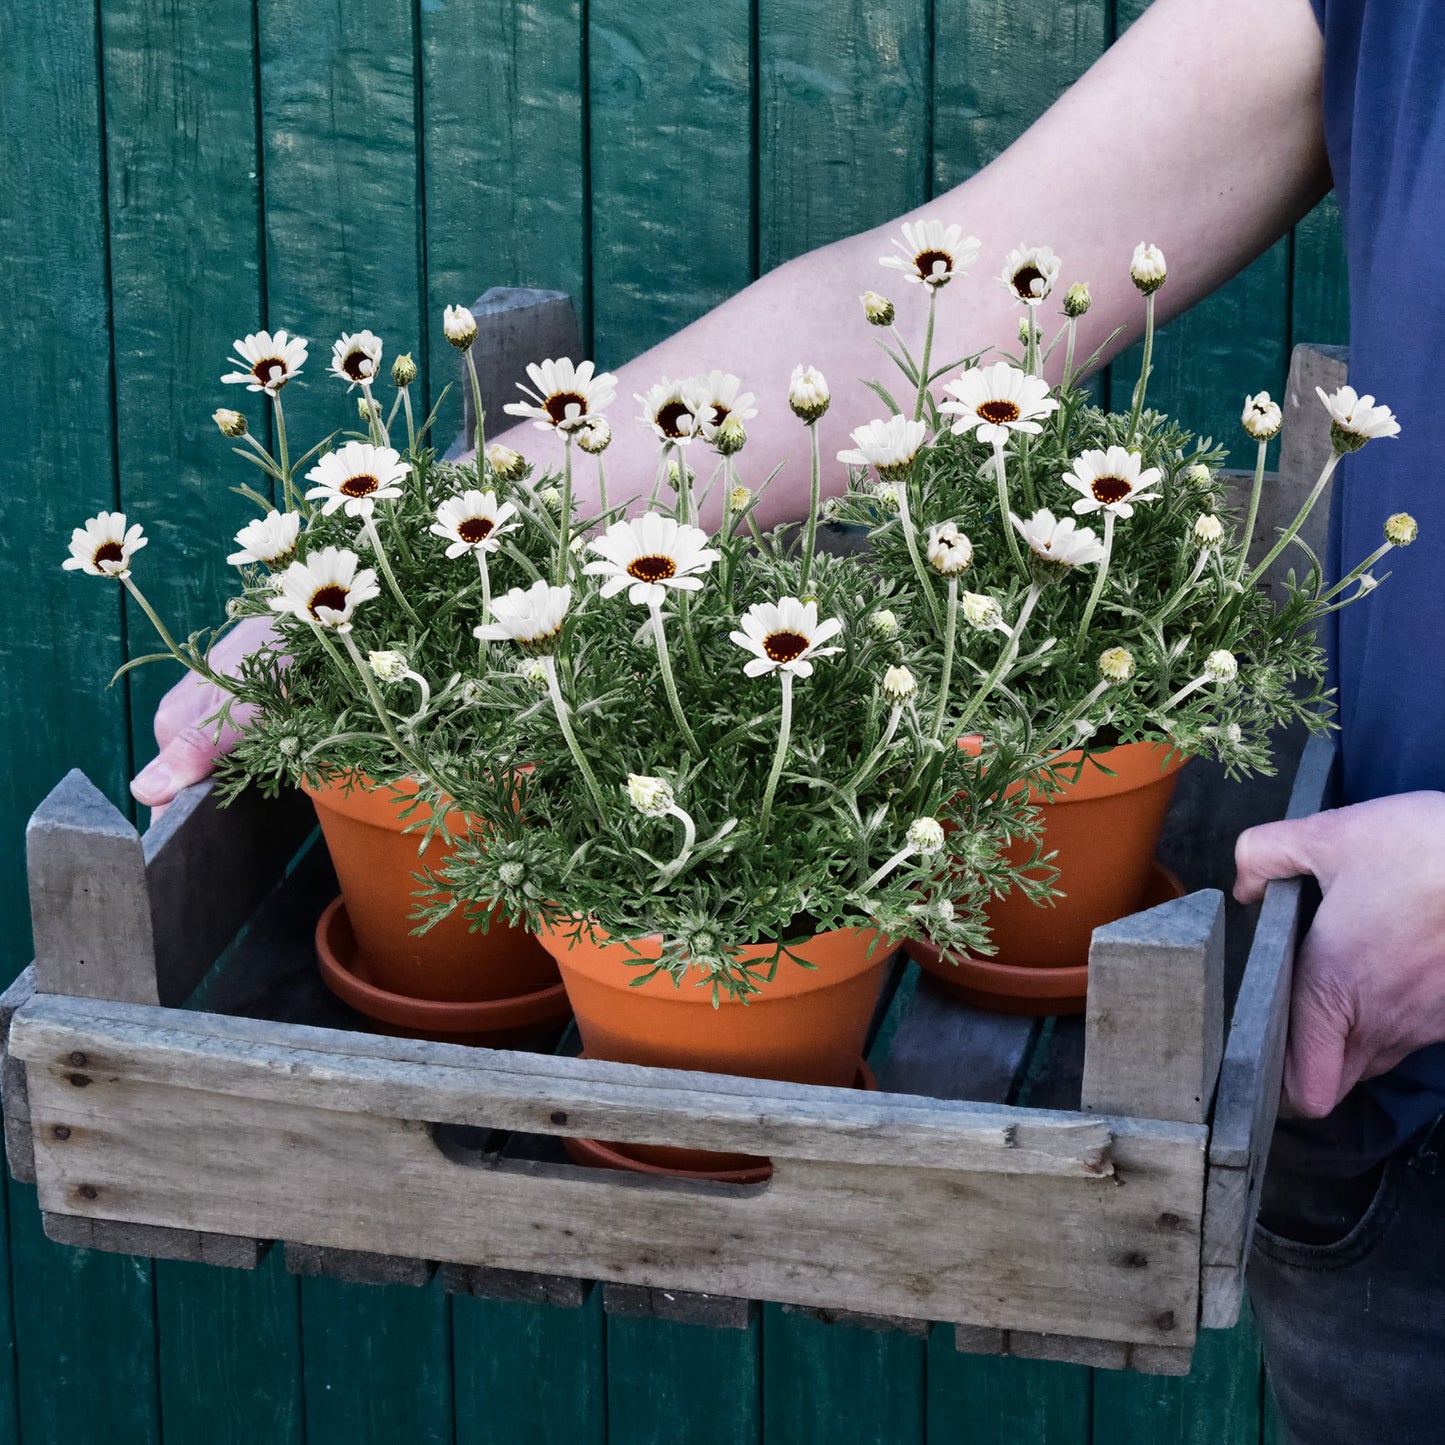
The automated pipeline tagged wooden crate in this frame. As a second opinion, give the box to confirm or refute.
[0,299,1345,1375]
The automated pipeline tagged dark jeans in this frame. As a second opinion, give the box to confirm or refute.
[1249,1110,1445,1444]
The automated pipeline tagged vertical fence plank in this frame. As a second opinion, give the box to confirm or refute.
[453,1292,605,1445]
[0,1,158,1438]
[756,0,930,270]
[156,1252,303,1445]
[301,1277,454,1445]
[587,0,753,365]
[762,1304,923,1445]
[102,0,266,751]
[607,1313,761,1445]
[421,0,588,438]
[927,1340,1090,1445]
[258,0,429,447]
[1290,195,1349,349]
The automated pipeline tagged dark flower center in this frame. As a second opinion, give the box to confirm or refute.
[1090,475,1132,504]
[252,357,287,386]
[458,517,495,543]
[914,249,951,279]
[544,390,586,425]
[93,541,124,567]
[763,630,808,663]
[342,348,371,381]
[1011,264,1045,299]
[655,400,694,438]
[709,403,729,427]
[628,554,677,583]
[309,584,349,620]
[977,399,1021,425]
[340,473,380,498]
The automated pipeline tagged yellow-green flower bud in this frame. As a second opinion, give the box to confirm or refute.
[391,352,417,387]
[485,443,527,483]
[213,408,248,439]
[715,415,747,456]
[443,304,478,350]
[1385,512,1418,546]
[861,291,895,327]
[1063,282,1091,319]
[1098,646,1135,682]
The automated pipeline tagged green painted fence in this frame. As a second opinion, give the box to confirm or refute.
[0,1,1345,1440]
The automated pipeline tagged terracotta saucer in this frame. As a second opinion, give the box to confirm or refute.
[315,895,572,1046]
[907,862,1187,1017]
[563,1059,879,1185]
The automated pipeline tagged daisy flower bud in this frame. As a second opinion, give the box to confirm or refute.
[1241,391,1282,441]
[1184,463,1213,490]
[485,443,527,483]
[961,592,1003,631]
[926,522,973,575]
[1204,649,1238,683]
[1194,513,1225,548]
[225,597,246,621]
[213,408,247,438]
[1063,282,1091,318]
[357,396,375,422]
[498,861,526,888]
[443,303,478,350]
[1385,512,1418,546]
[391,352,417,387]
[576,416,611,455]
[1130,242,1167,295]
[872,482,900,513]
[626,774,675,817]
[368,649,409,682]
[1098,646,1135,682]
[789,364,830,423]
[1017,316,1041,346]
[861,291,895,326]
[539,485,563,513]
[820,496,843,522]
[868,608,899,638]
[518,658,549,690]
[882,664,917,702]
[729,484,752,512]
[906,817,946,854]
[715,415,748,456]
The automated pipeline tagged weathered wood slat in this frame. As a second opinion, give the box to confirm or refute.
[42,1213,264,1270]
[603,1283,756,1331]
[1082,889,1225,1124]
[440,1263,592,1309]
[1200,730,1335,1329]
[1,966,36,1184]
[283,1242,434,1288]
[783,1303,931,1339]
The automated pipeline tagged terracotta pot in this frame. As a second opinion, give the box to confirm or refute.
[536,923,890,1175]
[302,775,562,1011]
[908,740,1188,1015]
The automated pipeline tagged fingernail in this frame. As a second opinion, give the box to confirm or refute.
[130,757,173,806]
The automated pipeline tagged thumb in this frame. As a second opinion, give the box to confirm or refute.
[1281,936,1352,1118]
[130,725,229,809]
[1233,814,1326,905]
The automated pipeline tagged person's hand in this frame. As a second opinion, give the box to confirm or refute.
[1234,792,1445,1118]
[130,616,278,816]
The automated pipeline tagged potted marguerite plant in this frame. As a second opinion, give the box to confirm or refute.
[832,225,1413,1013]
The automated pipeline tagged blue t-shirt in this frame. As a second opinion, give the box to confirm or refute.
[1311,0,1445,1160]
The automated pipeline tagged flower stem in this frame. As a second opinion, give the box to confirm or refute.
[846,704,903,793]
[860,844,917,896]
[651,606,701,756]
[465,348,488,460]
[758,670,793,838]
[1316,540,1393,605]
[476,548,492,625]
[799,422,822,595]
[1062,317,1079,389]
[1126,293,1155,441]
[895,480,944,633]
[995,442,1030,580]
[554,436,574,585]
[656,803,699,885]
[402,388,416,455]
[1234,438,1269,585]
[1024,311,1038,378]
[272,390,295,511]
[1243,452,1340,591]
[542,655,608,819]
[1075,510,1116,646]
[913,287,938,422]
[360,380,388,447]
[674,442,692,524]
[930,578,959,740]
[956,583,1042,731]
[363,514,424,628]
[339,628,412,761]
[596,454,609,515]
[121,577,220,684]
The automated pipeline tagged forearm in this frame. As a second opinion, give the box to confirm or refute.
[494,0,1328,529]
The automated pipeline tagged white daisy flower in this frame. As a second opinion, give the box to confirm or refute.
[305,440,410,519]
[430,491,520,558]
[626,774,675,816]
[730,597,844,680]
[1130,242,1167,294]
[938,362,1060,447]
[584,512,720,609]
[634,377,708,445]
[368,650,409,682]
[227,510,302,567]
[62,511,148,579]
[329,330,383,389]
[789,365,830,423]
[925,521,973,575]
[221,329,308,392]
[504,358,619,434]
[836,415,928,479]
[961,592,1005,631]
[1011,508,1107,571]
[1242,391,1282,441]
[1062,445,1163,519]
[443,304,478,349]
[1315,384,1401,452]
[878,219,981,289]
[576,416,612,454]
[1099,646,1135,682]
[474,580,572,652]
[269,546,380,630]
[692,371,758,443]
[998,244,1061,306]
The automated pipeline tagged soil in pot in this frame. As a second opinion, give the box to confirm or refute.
[908,740,1188,1015]
[303,775,569,1040]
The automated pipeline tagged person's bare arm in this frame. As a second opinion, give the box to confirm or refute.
[497,0,1328,528]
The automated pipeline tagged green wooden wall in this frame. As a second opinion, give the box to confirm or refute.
[0,1,1345,1440]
